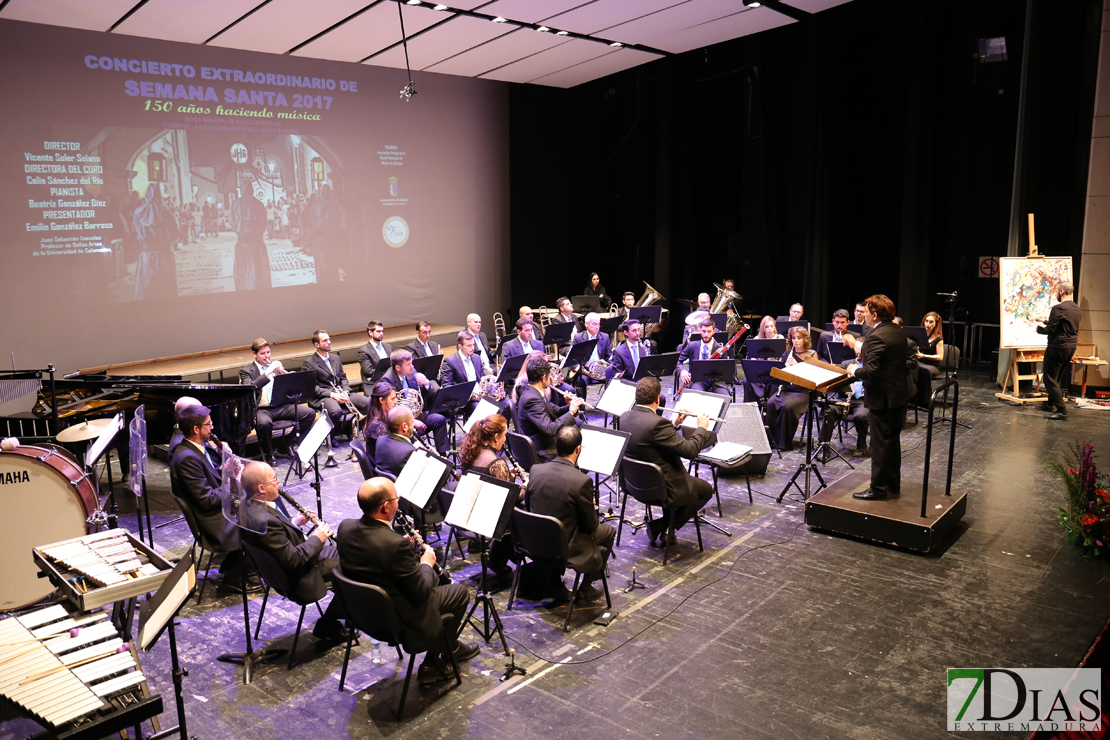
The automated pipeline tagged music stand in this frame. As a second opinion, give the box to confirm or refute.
[561,337,597,369]
[572,295,602,313]
[464,398,503,433]
[283,413,334,519]
[599,316,623,335]
[632,351,679,382]
[447,472,520,655]
[138,553,197,740]
[86,412,125,531]
[847,323,865,335]
[708,313,728,331]
[770,357,851,502]
[495,353,526,386]
[903,326,929,349]
[667,388,731,534]
[368,357,391,384]
[493,332,518,360]
[776,320,810,337]
[712,331,730,345]
[746,338,786,360]
[628,306,662,326]
[687,358,736,395]
[576,424,631,519]
[595,378,638,427]
[429,380,477,460]
[268,370,316,475]
[826,342,855,367]
[413,354,444,383]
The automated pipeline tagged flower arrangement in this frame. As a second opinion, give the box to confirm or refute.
[1047,442,1110,559]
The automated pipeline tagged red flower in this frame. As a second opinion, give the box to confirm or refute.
[1069,468,1079,475]
[1080,514,1100,527]
[1098,489,1110,502]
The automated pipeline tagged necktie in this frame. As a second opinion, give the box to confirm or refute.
[702,344,709,360]
[632,345,639,373]
[402,376,410,390]
[203,447,215,468]
[465,357,476,381]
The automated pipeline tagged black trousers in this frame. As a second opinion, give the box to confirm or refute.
[868,405,906,495]
[431,582,470,651]
[256,403,315,458]
[1042,345,1075,412]
[661,475,715,531]
[319,394,370,434]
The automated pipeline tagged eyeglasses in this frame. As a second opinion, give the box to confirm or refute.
[201,422,214,428]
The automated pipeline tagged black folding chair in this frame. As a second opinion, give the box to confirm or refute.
[618,457,702,566]
[241,541,327,669]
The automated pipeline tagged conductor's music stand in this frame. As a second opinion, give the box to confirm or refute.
[771,357,851,502]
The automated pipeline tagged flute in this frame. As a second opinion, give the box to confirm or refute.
[550,386,597,412]
[276,486,336,544]
[657,407,727,424]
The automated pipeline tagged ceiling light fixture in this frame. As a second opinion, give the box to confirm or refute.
[433,3,447,8]
[492,16,506,23]
[609,41,622,47]
[405,0,421,5]
[536,26,549,32]
[556,30,568,35]
[744,0,812,21]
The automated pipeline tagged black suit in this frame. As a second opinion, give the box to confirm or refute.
[357,341,393,384]
[300,352,370,431]
[440,352,485,419]
[851,321,910,494]
[239,361,315,461]
[406,339,441,359]
[527,458,615,580]
[170,440,241,573]
[376,433,416,478]
[471,330,493,369]
[517,385,578,463]
[1037,299,1081,414]
[618,405,715,531]
[337,515,468,652]
[609,341,649,381]
[379,368,449,453]
[678,339,733,393]
[241,504,344,633]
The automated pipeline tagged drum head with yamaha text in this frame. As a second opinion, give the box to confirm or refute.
[0,447,96,611]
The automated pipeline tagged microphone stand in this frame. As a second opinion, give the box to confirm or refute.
[936,291,971,430]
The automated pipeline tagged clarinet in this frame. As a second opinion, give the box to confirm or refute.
[500,444,529,487]
[276,486,336,544]
[395,512,449,583]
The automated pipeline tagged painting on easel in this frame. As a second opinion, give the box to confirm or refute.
[999,257,1073,349]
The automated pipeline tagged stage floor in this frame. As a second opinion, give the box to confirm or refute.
[3,369,1108,740]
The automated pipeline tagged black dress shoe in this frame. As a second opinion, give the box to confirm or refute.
[852,488,887,500]
[1047,412,1068,421]
[1039,402,1055,412]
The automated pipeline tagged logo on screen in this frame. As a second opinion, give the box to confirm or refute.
[382,216,409,248]
[389,176,399,196]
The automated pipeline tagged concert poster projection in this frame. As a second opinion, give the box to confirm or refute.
[0,19,509,374]
[998,257,1073,349]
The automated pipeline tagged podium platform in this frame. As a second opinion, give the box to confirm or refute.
[803,472,967,553]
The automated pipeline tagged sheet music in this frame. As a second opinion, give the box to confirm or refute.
[85,413,124,468]
[596,379,636,415]
[394,451,446,509]
[444,473,510,539]
[464,398,501,433]
[578,428,627,476]
[701,442,752,464]
[298,413,335,466]
[786,361,844,386]
[670,392,726,429]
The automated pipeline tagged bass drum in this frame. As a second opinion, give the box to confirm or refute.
[0,446,97,612]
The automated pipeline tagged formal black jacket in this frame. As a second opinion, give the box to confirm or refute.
[240,504,328,602]
[526,457,604,572]
[679,338,733,365]
[441,352,484,388]
[169,440,239,551]
[852,321,910,410]
[1037,300,1081,349]
[610,341,650,379]
[380,367,440,403]
[301,352,351,405]
[357,341,394,383]
[516,385,576,462]
[337,515,441,647]
[405,339,441,359]
[816,330,861,364]
[618,405,715,506]
[571,330,612,362]
[376,433,416,477]
[501,337,544,361]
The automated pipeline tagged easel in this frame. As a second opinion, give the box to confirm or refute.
[996,213,1050,405]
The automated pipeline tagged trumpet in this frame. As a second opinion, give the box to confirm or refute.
[658,406,727,424]
[332,383,366,425]
[276,486,336,544]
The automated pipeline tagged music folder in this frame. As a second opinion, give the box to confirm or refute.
[269,369,315,407]
[464,398,502,433]
[412,353,444,382]
[395,449,452,510]
[445,472,520,540]
[562,337,597,369]
[577,424,631,477]
[595,378,638,416]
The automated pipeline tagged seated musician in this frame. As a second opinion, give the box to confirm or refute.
[337,477,480,685]
[381,349,449,455]
[742,317,784,403]
[364,381,412,442]
[608,319,650,381]
[466,313,494,370]
[441,330,486,419]
[300,330,370,442]
[854,302,868,327]
[238,461,349,643]
[583,272,611,309]
[817,376,870,460]
[679,293,713,350]
[570,312,612,392]
[459,414,523,587]
[816,310,861,363]
[518,306,543,341]
[786,303,805,322]
[765,327,817,451]
[240,338,314,466]
[916,311,945,379]
[616,291,636,319]
[527,426,615,603]
[517,353,583,463]
[357,321,393,385]
[376,406,421,478]
[168,395,200,456]
[618,377,715,545]
[678,317,733,393]
[502,317,545,361]
[169,404,248,591]
[549,297,582,354]
[406,321,441,359]
[757,316,782,339]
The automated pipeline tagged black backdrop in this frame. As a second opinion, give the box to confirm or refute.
[508,0,1101,350]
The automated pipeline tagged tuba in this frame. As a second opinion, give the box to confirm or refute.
[635,281,665,340]
[711,282,743,335]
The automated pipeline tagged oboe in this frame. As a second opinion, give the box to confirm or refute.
[395,512,449,582]
[276,486,336,544]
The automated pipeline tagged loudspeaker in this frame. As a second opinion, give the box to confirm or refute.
[716,402,772,476]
